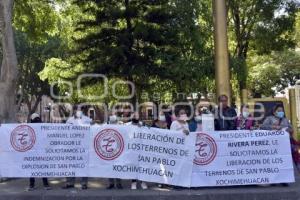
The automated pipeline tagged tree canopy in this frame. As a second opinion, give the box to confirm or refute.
[0,0,298,118]
[228,0,298,95]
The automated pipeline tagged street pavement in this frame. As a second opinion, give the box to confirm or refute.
[0,176,299,200]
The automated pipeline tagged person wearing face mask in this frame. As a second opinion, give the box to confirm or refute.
[261,105,293,187]
[62,105,92,190]
[189,108,203,132]
[108,113,120,125]
[125,112,143,126]
[236,105,254,130]
[65,105,92,125]
[122,106,132,124]
[170,109,190,190]
[126,112,148,190]
[261,105,293,132]
[106,112,123,189]
[150,113,168,188]
[152,113,168,129]
[170,109,190,135]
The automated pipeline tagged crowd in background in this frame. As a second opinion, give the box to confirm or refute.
[27,94,295,191]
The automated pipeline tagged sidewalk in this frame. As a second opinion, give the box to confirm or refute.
[0,177,299,200]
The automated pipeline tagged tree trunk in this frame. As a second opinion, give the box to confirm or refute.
[0,0,18,123]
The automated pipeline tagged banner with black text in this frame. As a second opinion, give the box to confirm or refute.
[0,124,295,187]
[191,130,295,187]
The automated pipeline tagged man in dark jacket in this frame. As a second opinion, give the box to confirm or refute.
[214,95,237,131]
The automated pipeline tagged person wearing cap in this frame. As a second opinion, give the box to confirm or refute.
[27,113,51,191]
[62,105,92,190]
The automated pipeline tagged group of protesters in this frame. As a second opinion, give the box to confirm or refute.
[27,94,295,191]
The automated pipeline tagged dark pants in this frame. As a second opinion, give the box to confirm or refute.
[66,177,88,186]
[109,178,121,185]
[29,178,49,187]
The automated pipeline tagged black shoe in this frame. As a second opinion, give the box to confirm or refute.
[106,184,115,190]
[116,184,123,189]
[62,184,74,189]
[81,185,88,190]
[173,186,183,190]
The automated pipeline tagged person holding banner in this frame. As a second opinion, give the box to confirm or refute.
[214,95,237,131]
[127,112,143,126]
[170,108,190,135]
[189,105,210,132]
[106,112,123,190]
[152,113,168,188]
[261,104,293,133]
[62,105,92,190]
[161,105,172,129]
[236,104,254,130]
[152,113,168,129]
[27,113,51,191]
[122,105,133,124]
[261,104,293,187]
[127,112,148,190]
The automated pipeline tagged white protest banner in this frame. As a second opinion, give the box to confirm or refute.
[191,130,295,187]
[0,124,90,178]
[89,125,196,187]
[0,123,196,187]
[0,124,295,187]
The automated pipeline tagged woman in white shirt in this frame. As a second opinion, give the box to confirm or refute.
[170,109,189,135]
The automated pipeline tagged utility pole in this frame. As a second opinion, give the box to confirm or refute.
[213,0,231,104]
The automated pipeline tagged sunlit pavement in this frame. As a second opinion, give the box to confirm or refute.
[0,175,299,200]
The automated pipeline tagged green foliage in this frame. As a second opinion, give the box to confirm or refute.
[228,0,297,56]
[10,0,300,106]
[12,0,66,115]
[228,0,298,94]
[14,0,59,43]
[248,50,300,97]
[39,58,77,85]
[15,30,63,105]
[69,0,213,103]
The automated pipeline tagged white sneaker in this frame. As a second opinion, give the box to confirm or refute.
[141,182,148,190]
[131,182,137,190]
